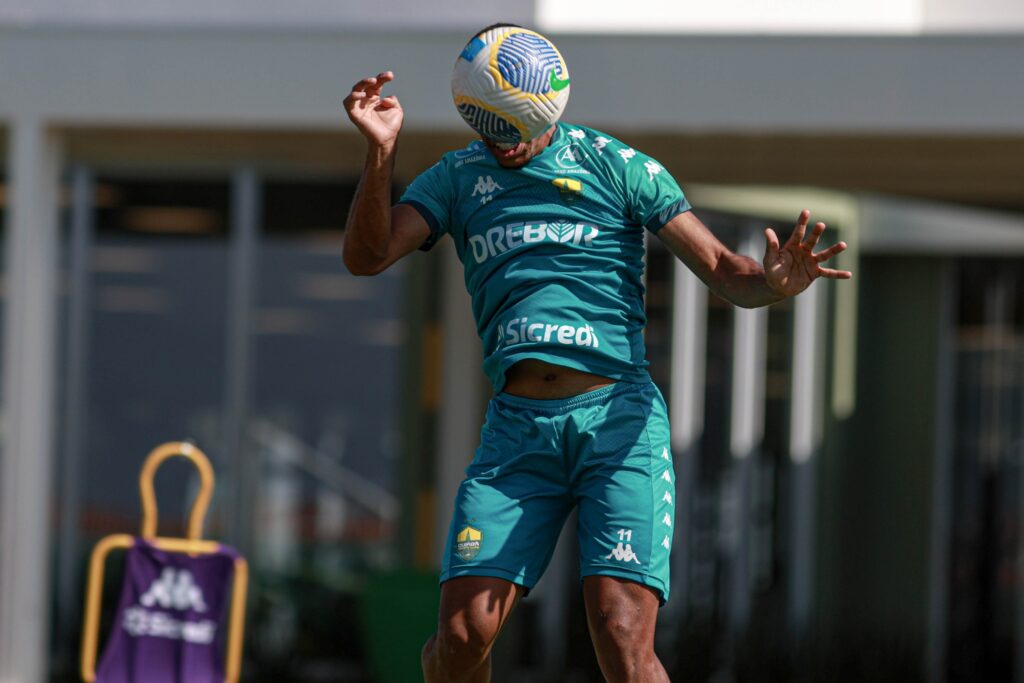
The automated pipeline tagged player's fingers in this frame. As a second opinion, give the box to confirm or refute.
[763,227,780,262]
[351,72,393,98]
[350,77,375,92]
[351,76,383,95]
[817,267,853,279]
[785,209,810,247]
[344,91,377,118]
[802,221,826,250]
[813,241,847,263]
[377,95,401,110]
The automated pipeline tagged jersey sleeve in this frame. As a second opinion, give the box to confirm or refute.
[397,158,455,252]
[623,150,691,234]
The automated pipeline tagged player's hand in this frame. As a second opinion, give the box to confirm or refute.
[763,210,852,297]
[344,71,403,149]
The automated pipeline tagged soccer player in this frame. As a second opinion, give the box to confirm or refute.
[343,26,851,683]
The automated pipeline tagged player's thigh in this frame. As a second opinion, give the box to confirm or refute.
[574,383,675,603]
[442,398,573,590]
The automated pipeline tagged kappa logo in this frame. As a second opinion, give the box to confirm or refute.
[140,567,207,613]
[606,543,641,564]
[618,148,637,163]
[592,136,611,155]
[555,143,588,169]
[471,175,503,204]
[456,526,482,561]
[661,536,671,550]
[644,159,663,182]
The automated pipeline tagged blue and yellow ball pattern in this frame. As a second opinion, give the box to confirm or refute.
[451,26,571,144]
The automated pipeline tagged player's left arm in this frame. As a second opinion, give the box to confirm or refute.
[656,209,851,308]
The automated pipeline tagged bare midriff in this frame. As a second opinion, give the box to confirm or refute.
[502,358,615,400]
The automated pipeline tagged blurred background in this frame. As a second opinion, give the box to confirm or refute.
[0,1,1023,681]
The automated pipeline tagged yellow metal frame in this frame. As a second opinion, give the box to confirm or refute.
[80,441,248,683]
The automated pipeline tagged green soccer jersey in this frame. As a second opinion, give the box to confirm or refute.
[398,122,691,392]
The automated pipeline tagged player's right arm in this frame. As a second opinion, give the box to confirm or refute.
[343,71,431,276]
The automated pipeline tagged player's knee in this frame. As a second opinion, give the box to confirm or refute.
[433,613,495,667]
[590,609,643,649]
[588,604,654,671]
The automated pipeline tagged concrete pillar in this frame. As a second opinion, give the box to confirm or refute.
[0,117,62,683]
[52,165,94,672]
[726,231,769,634]
[224,166,260,557]
[787,278,826,637]
[926,261,956,683]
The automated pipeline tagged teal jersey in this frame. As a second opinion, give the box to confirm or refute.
[398,123,691,392]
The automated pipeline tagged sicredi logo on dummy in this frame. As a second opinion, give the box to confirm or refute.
[468,221,599,263]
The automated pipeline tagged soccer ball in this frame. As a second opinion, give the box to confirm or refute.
[451,26,571,145]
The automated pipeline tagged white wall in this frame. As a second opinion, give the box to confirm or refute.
[538,0,921,34]
[0,0,535,30]
[3,0,1024,33]
[923,0,1024,31]
[539,0,1024,34]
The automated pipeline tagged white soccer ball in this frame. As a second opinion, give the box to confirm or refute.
[451,26,571,145]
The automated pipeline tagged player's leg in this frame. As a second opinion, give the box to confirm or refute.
[421,576,524,683]
[572,382,675,682]
[582,576,669,683]
[424,393,572,681]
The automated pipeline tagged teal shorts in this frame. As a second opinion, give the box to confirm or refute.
[440,381,675,603]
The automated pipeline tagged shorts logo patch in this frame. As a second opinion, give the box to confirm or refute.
[456,526,482,561]
[606,528,641,565]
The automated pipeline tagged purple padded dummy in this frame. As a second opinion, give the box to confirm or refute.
[95,539,240,683]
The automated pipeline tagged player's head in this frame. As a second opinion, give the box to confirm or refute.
[451,23,570,166]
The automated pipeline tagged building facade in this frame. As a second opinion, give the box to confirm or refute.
[1,3,1023,681]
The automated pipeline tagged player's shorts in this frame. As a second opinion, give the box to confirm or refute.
[440,380,675,603]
